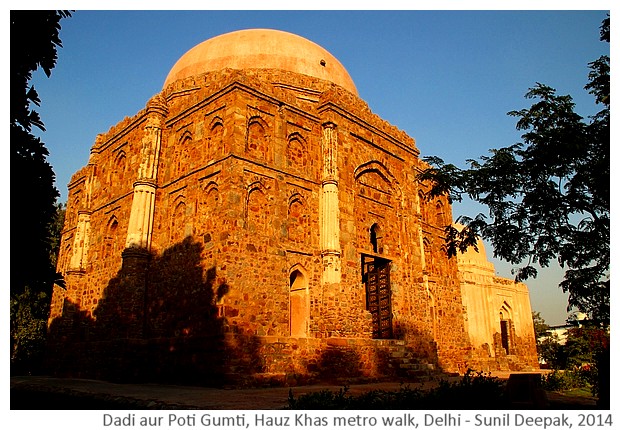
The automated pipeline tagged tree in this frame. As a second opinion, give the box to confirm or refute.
[10,202,68,375]
[10,10,72,374]
[564,324,608,369]
[531,311,562,368]
[49,202,66,269]
[11,10,71,296]
[418,17,610,325]
[532,311,549,340]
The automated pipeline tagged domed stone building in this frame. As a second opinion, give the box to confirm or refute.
[48,29,537,385]
[456,232,538,371]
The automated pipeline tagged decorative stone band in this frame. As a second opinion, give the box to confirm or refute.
[121,247,151,259]
[132,179,157,188]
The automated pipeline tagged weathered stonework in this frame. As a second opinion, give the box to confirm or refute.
[47,29,537,385]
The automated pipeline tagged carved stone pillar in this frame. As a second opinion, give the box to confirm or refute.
[68,164,95,271]
[68,210,91,271]
[125,96,168,250]
[319,122,341,283]
[121,96,168,339]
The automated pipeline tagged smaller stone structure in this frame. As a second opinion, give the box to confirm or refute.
[457,231,538,371]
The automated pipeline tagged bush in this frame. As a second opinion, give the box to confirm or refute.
[287,370,509,410]
[10,288,50,375]
[540,370,589,392]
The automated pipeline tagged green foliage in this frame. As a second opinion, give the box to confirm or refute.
[417,18,610,324]
[287,370,508,410]
[538,333,565,369]
[10,193,68,375]
[537,322,608,400]
[532,312,550,342]
[540,370,589,392]
[288,386,355,410]
[564,324,609,401]
[49,202,66,270]
[564,326,607,369]
[10,288,51,375]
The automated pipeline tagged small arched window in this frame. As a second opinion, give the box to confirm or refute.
[370,223,383,254]
[104,216,119,261]
[435,201,446,227]
[286,133,309,174]
[287,194,308,243]
[247,118,268,154]
[112,151,127,185]
[170,199,187,242]
[209,120,224,156]
[246,185,269,234]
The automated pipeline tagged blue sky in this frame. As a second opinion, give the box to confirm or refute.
[29,9,609,325]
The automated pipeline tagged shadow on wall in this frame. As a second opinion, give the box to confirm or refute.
[308,335,442,384]
[46,237,262,387]
[318,346,363,380]
[46,236,447,386]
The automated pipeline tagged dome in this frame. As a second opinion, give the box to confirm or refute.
[163,29,358,95]
[453,223,490,262]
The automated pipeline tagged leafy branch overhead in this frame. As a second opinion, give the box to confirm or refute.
[11,11,72,295]
[418,17,609,324]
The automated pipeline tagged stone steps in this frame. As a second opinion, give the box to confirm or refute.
[382,342,436,381]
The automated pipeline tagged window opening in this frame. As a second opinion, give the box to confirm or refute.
[369,223,383,254]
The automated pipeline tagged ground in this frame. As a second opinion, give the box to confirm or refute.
[10,372,598,410]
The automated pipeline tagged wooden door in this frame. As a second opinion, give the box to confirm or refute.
[363,256,393,339]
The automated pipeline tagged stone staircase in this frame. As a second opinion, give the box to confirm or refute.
[380,340,437,382]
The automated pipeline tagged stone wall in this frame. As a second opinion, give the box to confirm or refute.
[46,334,438,387]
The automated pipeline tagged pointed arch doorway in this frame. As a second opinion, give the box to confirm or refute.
[499,302,514,355]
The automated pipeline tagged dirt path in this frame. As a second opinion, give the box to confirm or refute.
[10,373,598,410]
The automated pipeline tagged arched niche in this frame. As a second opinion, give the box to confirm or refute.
[289,267,309,337]
[369,223,384,254]
[499,302,514,355]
